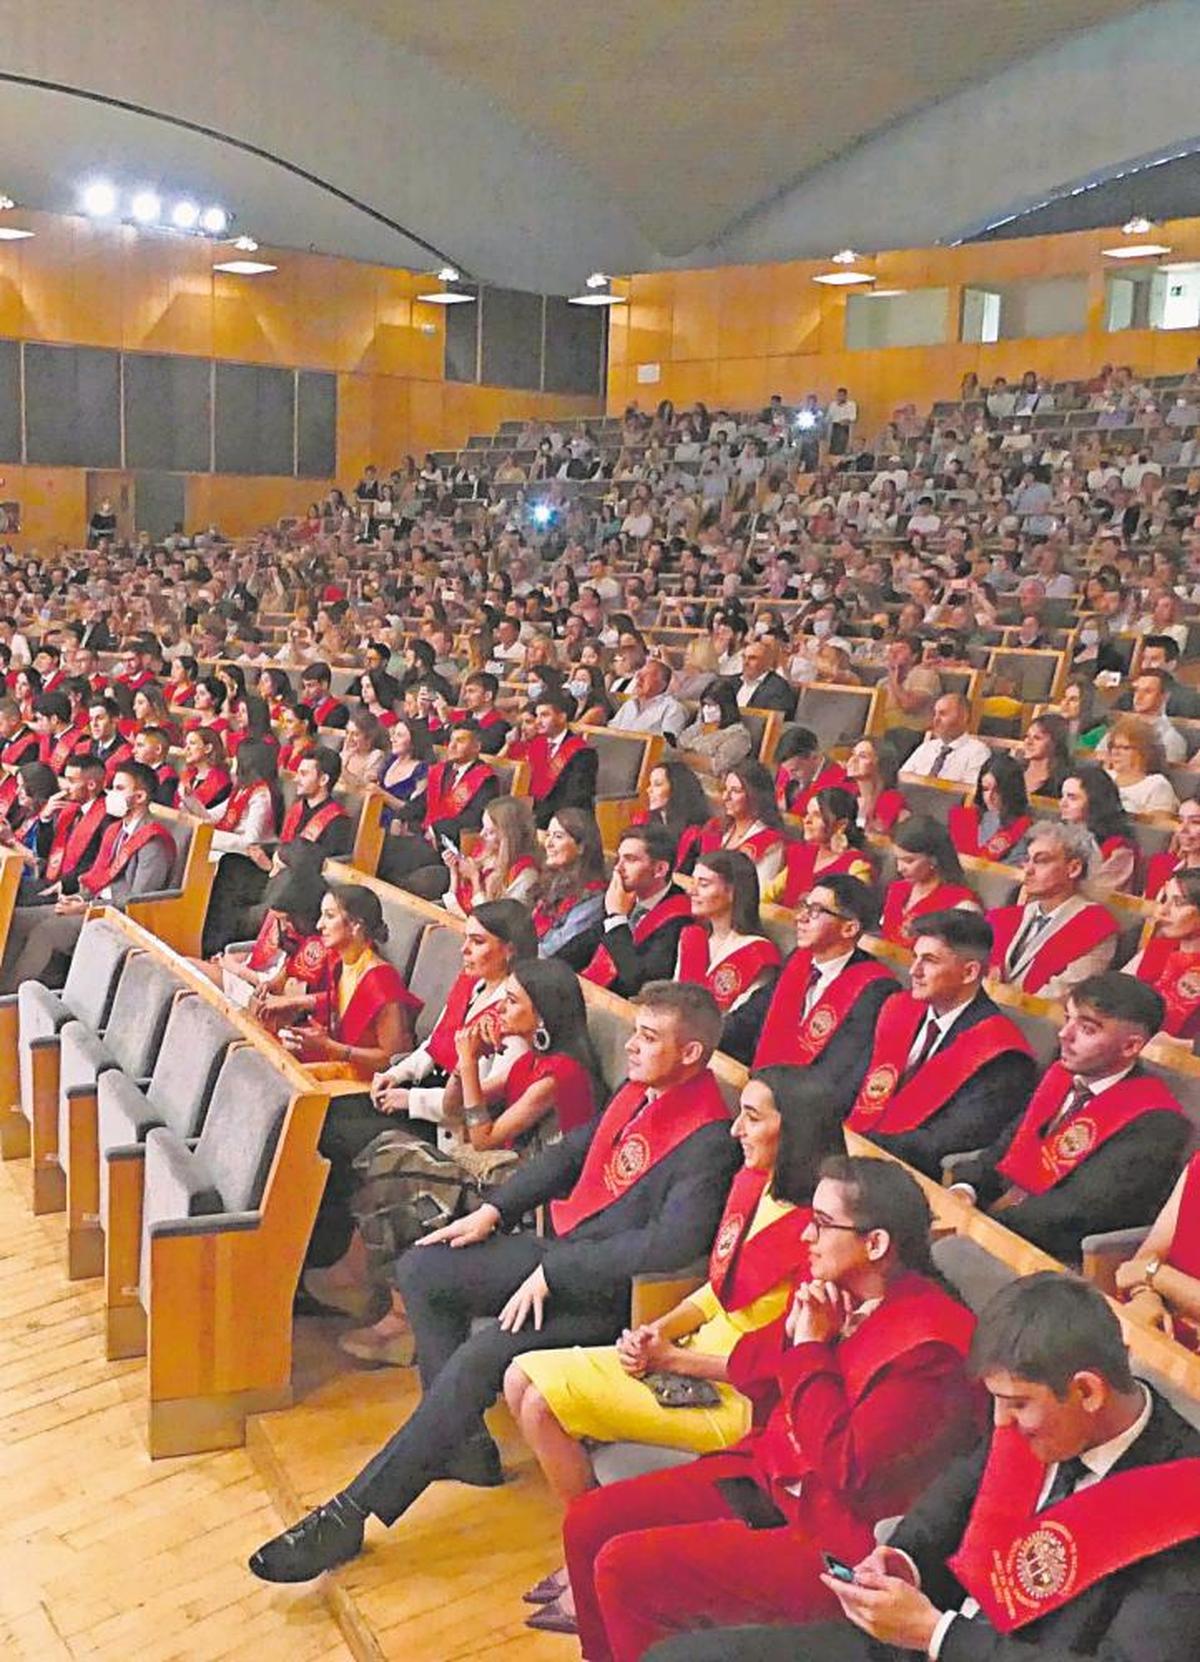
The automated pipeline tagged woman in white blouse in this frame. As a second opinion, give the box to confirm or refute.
[1104,716,1180,816]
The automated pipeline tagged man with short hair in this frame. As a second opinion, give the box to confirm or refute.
[726,636,796,718]
[880,635,942,743]
[609,629,648,698]
[846,911,1037,1178]
[1129,635,1200,718]
[86,696,133,783]
[650,1273,1200,1662]
[131,727,179,807]
[608,658,688,741]
[987,822,1118,998]
[519,689,599,829]
[34,692,91,777]
[1,762,175,990]
[773,725,845,816]
[249,982,741,1583]
[422,723,499,847]
[947,972,1190,1261]
[33,754,110,901]
[113,639,155,694]
[755,875,899,1117]
[447,670,510,754]
[902,695,991,787]
[299,662,349,730]
[279,748,352,858]
[581,823,693,997]
[1099,668,1187,764]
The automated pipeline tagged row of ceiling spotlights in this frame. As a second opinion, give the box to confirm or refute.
[79,179,231,236]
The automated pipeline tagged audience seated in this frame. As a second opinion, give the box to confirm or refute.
[509,688,598,829]
[841,735,909,834]
[901,693,991,787]
[1059,762,1140,893]
[580,822,692,997]
[769,784,874,907]
[674,849,781,1066]
[1125,870,1200,1039]
[948,750,1032,864]
[629,756,710,875]
[697,760,788,888]
[1115,1151,1200,1346]
[847,910,1037,1177]
[987,820,1119,998]
[880,817,982,944]
[947,973,1190,1261]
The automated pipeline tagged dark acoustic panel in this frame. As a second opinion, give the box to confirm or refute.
[215,362,295,476]
[124,353,211,472]
[480,286,543,391]
[0,340,19,461]
[443,294,479,383]
[543,297,605,395]
[296,371,337,477]
[25,343,120,467]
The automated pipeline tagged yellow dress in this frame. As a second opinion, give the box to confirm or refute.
[304,946,382,1082]
[516,1189,794,1454]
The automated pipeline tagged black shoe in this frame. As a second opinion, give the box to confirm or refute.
[437,1436,504,1488]
[248,1494,366,1583]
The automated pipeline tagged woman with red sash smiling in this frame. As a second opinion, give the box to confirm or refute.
[508,1068,843,1633]
[176,725,233,812]
[949,750,1033,865]
[842,735,909,836]
[675,849,781,1065]
[697,760,788,890]
[530,809,607,970]
[1144,790,1200,899]
[1125,869,1200,1039]
[880,815,981,945]
[628,757,710,877]
[767,785,875,908]
[1116,1152,1200,1349]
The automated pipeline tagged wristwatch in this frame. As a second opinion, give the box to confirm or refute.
[1142,1255,1162,1286]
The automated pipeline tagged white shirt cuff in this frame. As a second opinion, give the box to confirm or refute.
[929,1611,957,1659]
[604,914,629,933]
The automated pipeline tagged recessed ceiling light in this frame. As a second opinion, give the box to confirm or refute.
[0,195,15,212]
[171,199,200,230]
[1101,242,1172,259]
[812,270,876,286]
[417,289,476,304]
[436,266,460,283]
[201,206,228,235]
[0,227,34,241]
[213,259,277,276]
[1122,216,1153,235]
[81,179,118,217]
[130,190,162,224]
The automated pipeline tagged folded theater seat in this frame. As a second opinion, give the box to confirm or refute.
[57,953,182,1277]
[9,916,132,1213]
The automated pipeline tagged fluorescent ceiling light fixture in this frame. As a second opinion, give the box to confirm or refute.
[417,289,475,304]
[213,258,277,275]
[813,269,875,286]
[81,179,118,216]
[858,287,907,298]
[200,206,228,235]
[130,189,161,223]
[0,227,34,241]
[1101,242,1172,258]
[831,248,859,264]
[436,266,460,282]
[171,198,200,230]
[232,235,258,252]
[0,195,14,211]
[568,290,627,306]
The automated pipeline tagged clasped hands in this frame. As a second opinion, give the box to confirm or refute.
[785,1279,856,1346]
[368,1068,410,1115]
[615,1323,676,1376]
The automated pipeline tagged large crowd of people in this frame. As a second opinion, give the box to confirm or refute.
[4,365,1200,1657]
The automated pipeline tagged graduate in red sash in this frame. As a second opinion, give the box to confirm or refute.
[754,873,898,1114]
[38,754,111,898]
[177,726,233,812]
[0,700,41,817]
[1117,1153,1200,1350]
[563,1157,983,1662]
[848,910,1036,1178]
[1126,869,1200,1039]
[518,689,598,830]
[34,691,91,775]
[987,823,1119,1000]
[772,726,845,817]
[446,670,511,755]
[299,662,350,732]
[421,723,499,846]
[249,983,741,1584]
[581,822,693,998]
[277,749,352,858]
[674,850,781,1066]
[880,817,981,945]
[947,973,1190,1263]
[697,761,788,889]
[948,752,1034,865]
[1144,794,1200,901]
[770,785,876,908]
[741,1275,1200,1662]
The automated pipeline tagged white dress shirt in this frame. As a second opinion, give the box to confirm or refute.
[902,731,992,788]
[803,949,856,1018]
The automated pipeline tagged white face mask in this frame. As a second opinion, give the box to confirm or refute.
[567,677,589,699]
[701,703,721,724]
[527,679,545,701]
[105,788,128,817]
[810,582,829,600]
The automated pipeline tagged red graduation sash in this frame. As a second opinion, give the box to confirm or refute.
[181,765,232,808]
[217,780,273,833]
[280,795,345,844]
[452,853,536,917]
[424,973,506,1073]
[1135,940,1200,1039]
[580,888,692,988]
[323,959,419,1045]
[778,840,874,909]
[42,727,89,774]
[245,913,327,984]
[549,1069,730,1235]
[847,994,1031,1134]
[775,760,845,817]
[949,804,1032,863]
[996,1063,1183,1196]
[527,732,588,800]
[947,1425,1200,1634]
[79,818,175,897]
[1169,1154,1200,1279]
[1,725,38,770]
[423,760,493,828]
[754,949,896,1067]
[988,902,1118,994]
[1143,849,1179,900]
[707,1168,812,1313]
[698,819,784,865]
[881,879,979,944]
[44,798,110,883]
[310,695,344,726]
[677,924,781,1012]
[277,741,314,775]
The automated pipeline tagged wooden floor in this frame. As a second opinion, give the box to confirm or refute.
[0,1157,574,1661]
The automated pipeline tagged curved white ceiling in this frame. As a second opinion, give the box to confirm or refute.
[0,0,1182,291]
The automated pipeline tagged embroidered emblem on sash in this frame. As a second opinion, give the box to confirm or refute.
[1007,1522,1078,1607]
[605,1132,650,1193]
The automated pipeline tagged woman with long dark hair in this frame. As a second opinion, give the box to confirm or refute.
[1060,764,1139,893]
[949,751,1033,864]
[631,757,711,875]
[1021,711,1073,799]
[532,809,607,969]
[842,735,909,835]
[675,849,781,1064]
[697,760,787,888]
[771,785,875,908]
[880,815,981,943]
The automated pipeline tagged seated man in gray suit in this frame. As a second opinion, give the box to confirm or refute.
[1,761,175,990]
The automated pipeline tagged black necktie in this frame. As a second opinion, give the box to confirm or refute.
[901,1014,942,1086]
[928,742,954,778]
[1007,907,1053,972]
[1041,1456,1089,1510]
[802,959,822,1014]
[1043,1080,1093,1139]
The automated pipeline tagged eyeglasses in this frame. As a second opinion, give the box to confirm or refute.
[810,1210,871,1234]
[796,899,848,922]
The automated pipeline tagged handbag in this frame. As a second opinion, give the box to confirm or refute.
[351,1127,518,1273]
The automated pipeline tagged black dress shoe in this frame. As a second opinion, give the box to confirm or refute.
[248,1494,366,1583]
[437,1436,504,1488]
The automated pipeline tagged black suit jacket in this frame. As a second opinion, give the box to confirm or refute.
[592,888,691,999]
[894,1392,1200,1661]
[532,744,600,829]
[869,993,1038,1180]
[427,771,499,846]
[489,1100,738,1308]
[793,950,901,1120]
[726,670,796,718]
[949,1064,1191,1264]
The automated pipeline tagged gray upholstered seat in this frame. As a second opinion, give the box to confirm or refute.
[15,918,132,1124]
[791,685,874,749]
[410,923,467,1042]
[97,994,239,1221]
[932,1232,1020,1312]
[138,1046,294,1308]
[56,955,180,1175]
